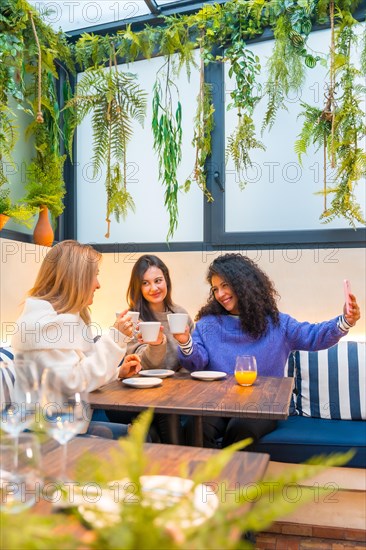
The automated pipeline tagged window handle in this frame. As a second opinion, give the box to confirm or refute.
[214,171,224,192]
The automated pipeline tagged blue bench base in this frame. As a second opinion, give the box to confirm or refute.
[252,416,366,468]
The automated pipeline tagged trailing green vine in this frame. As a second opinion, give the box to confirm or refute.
[262,0,321,133]
[224,35,264,187]
[152,58,183,240]
[184,44,214,201]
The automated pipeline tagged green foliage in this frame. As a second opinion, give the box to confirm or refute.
[24,154,66,219]
[296,17,366,227]
[224,31,263,180]
[263,14,309,132]
[2,410,353,550]
[0,512,78,549]
[0,0,74,225]
[152,62,183,240]
[0,179,35,227]
[0,185,12,214]
[65,64,147,235]
[226,115,265,189]
[185,82,214,201]
[2,0,365,234]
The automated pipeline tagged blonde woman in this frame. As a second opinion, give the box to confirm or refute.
[12,240,141,394]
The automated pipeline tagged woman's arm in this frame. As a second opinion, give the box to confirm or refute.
[176,323,210,371]
[285,294,360,351]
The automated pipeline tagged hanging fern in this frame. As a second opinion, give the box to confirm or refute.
[152,59,183,240]
[296,16,366,227]
[262,15,306,132]
[263,0,322,133]
[226,114,265,189]
[65,63,147,236]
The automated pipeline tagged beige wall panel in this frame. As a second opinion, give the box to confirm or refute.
[1,239,365,344]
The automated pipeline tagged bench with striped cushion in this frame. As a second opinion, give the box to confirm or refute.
[254,341,366,468]
[294,341,365,420]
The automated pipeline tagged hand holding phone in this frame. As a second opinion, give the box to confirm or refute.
[343,279,352,315]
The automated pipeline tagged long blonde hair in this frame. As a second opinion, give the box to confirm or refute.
[29,240,102,324]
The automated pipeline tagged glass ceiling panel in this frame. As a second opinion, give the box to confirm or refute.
[155,0,193,5]
[28,1,151,32]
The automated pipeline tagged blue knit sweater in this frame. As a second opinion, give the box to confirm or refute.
[178,313,345,377]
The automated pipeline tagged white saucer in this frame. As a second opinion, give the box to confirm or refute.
[140,369,175,379]
[191,371,227,381]
[122,377,162,388]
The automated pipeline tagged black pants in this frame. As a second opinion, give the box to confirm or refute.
[106,410,184,444]
[185,416,278,449]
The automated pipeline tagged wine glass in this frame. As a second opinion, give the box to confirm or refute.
[0,359,40,467]
[40,368,90,482]
[0,433,42,513]
[234,355,257,387]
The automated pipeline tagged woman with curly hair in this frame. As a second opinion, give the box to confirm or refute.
[174,253,360,448]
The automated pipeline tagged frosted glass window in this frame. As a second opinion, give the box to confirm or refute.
[225,25,366,233]
[76,50,203,243]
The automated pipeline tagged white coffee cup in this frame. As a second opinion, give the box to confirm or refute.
[115,311,140,323]
[167,313,188,334]
[127,311,140,323]
[138,322,161,342]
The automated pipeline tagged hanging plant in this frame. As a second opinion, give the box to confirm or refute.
[152,58,183,240]
[262,0,320,132]
[224,32,264,187]
[65,40,147,237]
[295,3,366,227]
[226,113,266,189]
[184,42,214,201]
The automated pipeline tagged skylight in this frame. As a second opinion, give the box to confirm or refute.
[28,1,151,32]
[28,0,198,33]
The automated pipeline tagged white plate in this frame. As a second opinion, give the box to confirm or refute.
[139,369,175,379]
[191,371,227,381]
[57,475,219,530]
[122,377,162,388]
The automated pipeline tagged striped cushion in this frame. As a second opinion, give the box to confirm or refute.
[0,347,15,404]
[294,341,366,420]
[284,352,296,415]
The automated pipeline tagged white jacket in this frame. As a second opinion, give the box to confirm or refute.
[12,298,127,393]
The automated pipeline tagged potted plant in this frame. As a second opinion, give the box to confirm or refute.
[24,152,66,246]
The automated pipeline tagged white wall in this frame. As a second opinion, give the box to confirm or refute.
[1,238,365,345]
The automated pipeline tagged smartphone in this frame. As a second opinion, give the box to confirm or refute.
[343,279,352,315]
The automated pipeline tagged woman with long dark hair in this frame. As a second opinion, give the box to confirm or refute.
[126,254,193,371]
[108,254,194,442]
[175,253,360,448]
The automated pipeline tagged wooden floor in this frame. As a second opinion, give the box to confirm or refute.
[255,462,366,549]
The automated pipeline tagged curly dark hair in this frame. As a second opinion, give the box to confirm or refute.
[127,255,174,321]
[196,253,280,339]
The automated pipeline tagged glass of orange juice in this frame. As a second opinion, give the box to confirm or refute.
[234,355,257,386]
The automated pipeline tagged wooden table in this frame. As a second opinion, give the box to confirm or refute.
[42,438,270,486]
[89,373,294,446]
[33,438,270,540]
